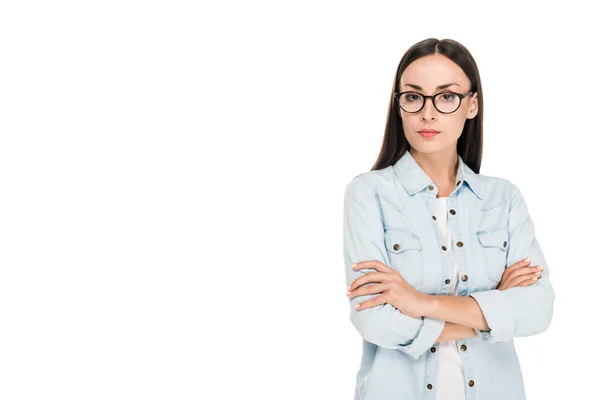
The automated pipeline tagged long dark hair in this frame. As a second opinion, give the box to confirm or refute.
[371,38,484,173]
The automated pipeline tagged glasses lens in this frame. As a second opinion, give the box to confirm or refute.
[434,92,461,113]
[398,93,424,113]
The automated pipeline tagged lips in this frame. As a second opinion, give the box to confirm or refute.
[418,129,440,139]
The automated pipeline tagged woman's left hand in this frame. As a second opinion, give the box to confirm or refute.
[347,260,429,318]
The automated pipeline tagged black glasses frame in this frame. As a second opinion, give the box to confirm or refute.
[394,90,473,114]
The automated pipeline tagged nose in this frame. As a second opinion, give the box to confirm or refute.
[421,97,437,121]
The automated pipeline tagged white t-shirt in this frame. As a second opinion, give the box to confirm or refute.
[434,197,467,400]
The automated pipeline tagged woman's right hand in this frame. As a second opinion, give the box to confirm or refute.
[497,258,544,290]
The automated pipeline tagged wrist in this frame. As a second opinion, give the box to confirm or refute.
[417,292,437,318]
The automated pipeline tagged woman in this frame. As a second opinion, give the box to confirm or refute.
[342,38,554,400]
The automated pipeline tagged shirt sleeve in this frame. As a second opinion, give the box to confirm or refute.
[343,175,445,360]
[469,182,555,343]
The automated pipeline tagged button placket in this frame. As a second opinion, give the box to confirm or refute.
[447,200,470,289]
[429,187,452,292]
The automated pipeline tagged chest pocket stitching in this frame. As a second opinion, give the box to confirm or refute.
[383,228,423,288]
[476,225,508,248]
[384,228,422,254]
[476,226,508,282]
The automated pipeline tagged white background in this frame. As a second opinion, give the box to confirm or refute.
[0,1,597,399]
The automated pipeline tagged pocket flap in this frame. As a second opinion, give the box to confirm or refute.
[476,228,508,251]
[384,228,422,254]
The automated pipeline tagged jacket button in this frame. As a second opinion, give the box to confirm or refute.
[393,244,400,251]
[461,275,468,282]
[460,344,467,351]
[430,347,436,353]
[449,209,456,215]
[428,185,434,191]
[432,215,437,220]
[445,279,451,284]
[456,180,461,186]
[468,380,475,387]
[427,384,433,390]
[441,245,447,251]
[456,241,464,248]
[503,241,507,248]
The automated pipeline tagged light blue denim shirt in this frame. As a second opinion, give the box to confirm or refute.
[342,150,555,400]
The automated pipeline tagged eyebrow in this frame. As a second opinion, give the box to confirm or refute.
[404,82,461,91]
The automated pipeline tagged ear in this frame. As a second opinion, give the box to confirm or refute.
[466,92,478,119]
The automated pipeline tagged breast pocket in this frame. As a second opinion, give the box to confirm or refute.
[476,226,508,283]
[383,227,423,288]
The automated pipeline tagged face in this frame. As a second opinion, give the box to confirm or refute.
[398,54,478,156]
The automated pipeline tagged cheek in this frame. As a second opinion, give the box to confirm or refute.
[442,117,468,138]
[400,114,419,131]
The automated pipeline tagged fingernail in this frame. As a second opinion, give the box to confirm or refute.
[347,285,351,291]
[532,276,538,280]
[352,263,357,269]
[537,266,544,270]
[524,258,531,263]
[355,303,361,308]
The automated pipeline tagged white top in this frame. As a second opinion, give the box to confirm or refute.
[434,197,467,400]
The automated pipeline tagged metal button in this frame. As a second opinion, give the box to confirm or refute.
[428,185,434,191]
[468,380,475,387]
[432,215,437,220]
[442,245,447,251]
[427,384,433,390]
[393,244,400,251]
[460,344,467,351]
[445,279,451,284]
[461,275,468,282]
[449,209,456,215]
[430,347,436,353]
[503,241,507,248]
[456,241,464,248]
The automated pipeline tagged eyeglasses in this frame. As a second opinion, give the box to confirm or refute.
[394,91,473,114]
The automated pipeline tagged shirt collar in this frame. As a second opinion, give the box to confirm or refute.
[392,150,483,200]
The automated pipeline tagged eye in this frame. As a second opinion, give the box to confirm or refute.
[438,92,458,102]
[404,93,422,102]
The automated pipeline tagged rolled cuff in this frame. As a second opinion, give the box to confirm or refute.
[469,290,514,344]
[399,317,445,360]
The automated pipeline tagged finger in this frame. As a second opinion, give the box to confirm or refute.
[505,258,531,272]
[355,293,388,311]
[347,283,393,299]
[517,275,541,287]
[507,271,542,288]
[349,272,389,291]
[352,260,393,273]
[506,265,544,280]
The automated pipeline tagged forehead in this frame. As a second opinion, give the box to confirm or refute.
[399,54,469,90]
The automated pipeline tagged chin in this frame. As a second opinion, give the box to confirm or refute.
[409,141,455,156]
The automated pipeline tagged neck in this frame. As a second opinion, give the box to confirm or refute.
[409,148,458,191]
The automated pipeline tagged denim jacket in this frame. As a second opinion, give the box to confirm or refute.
[342,150,555,400]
